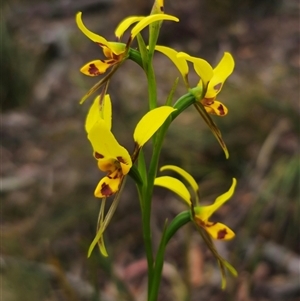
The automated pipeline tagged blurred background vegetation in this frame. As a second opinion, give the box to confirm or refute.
[1,0,299,300]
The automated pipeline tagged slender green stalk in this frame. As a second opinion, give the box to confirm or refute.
[146,62,157,110]
[149,211,191,301]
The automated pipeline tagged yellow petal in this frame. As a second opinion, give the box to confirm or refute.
[154,176,191,205]
[76,12,126,56]
[102,94,112,129]
[159,165,199,194]
[213,52,235,85]
[115,16,144,39]
[205,75,223,98]
[151,0,164,14]
[133,106,176,147]
[131,14,179,39]
[120,162,131,175]
[85,94,112,133]
[177,52,213,88]
[80,59,115,76]
[155,46,189,81]
[76,12,110,45]
[88,119,132,167]
[199,221,235,240]
[204,100,228,116]
[198,178,237,221]
[205,53,234,98]
[94,176,121,197]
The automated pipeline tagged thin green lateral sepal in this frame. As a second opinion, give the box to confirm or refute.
[193,101,229,159]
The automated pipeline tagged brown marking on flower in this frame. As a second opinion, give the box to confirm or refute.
[101,183,113,196]
[203,97,215,105]
[205,222,217,227]
[126,36,133,48]
[217,228,228,239]
[88,64,101,76]
[106,59,116,64]
[112,53,119,60]
[217,104,225,116]
[95,152,104,159]
[113,174,119,179]
[117,156,126,164]
[160,6,164,12]
[214,83,222,92]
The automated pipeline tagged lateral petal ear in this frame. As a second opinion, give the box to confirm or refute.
[115,16,144,39]
[155,46,189,81]
[131,14,179,39]
[133,106,176,147]
[154,176,192,205]
[85,94,112,133]
[177,52,213,88]
[159,165,199,194]
[213,52,235,84]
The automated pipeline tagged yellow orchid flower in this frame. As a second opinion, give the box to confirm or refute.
[87,97,176,197]
[155,46,234,116]
[154,165,238,287]
[154,165,236,240]
[178,51,234,116]
[76,12,179,77]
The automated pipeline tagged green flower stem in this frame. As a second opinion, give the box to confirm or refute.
[147,63,158,110]
[129,48,157,110]
[129,47,198,298]
[149,211,191,301]
[142,92,196,299]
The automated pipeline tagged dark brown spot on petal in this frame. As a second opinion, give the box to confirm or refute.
[217,228,228,239]
[214,83,222,91]
[112,53,119,60]
[101,183,113,196]
[195,218,207,227]
[203,97,215,105]
[88,64,101,76]
[217,104,225,116]
[95,152,104,159]
[160,6,164,12]
[117,156,125,164]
